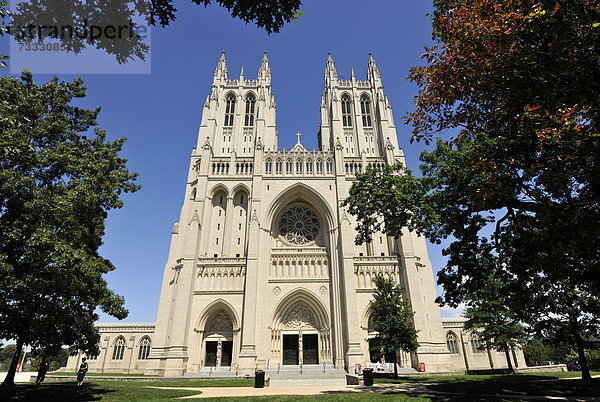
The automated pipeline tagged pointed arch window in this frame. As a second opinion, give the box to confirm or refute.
[316,159,323,173]
[138,337,151,360]
[341,96,352,127]
[224,94,236,126]
[112,337,126,360]
[471,335,485,353]
[326,159,333,173]
[446,332,459,354]
[244,95,255,126]
[276,159,283,173]
[360,96,372,127]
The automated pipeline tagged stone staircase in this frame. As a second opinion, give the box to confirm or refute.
[265,364,347,387]
[184,366,238,378]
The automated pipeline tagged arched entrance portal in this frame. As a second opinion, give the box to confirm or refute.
[270,290,332,366]
[203,311,233,367]
[192,300,240,372]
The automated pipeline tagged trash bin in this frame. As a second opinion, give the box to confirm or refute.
[254,370,265,388]
[363,367,374,386]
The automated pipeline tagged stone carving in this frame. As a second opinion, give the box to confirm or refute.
[206,311,233,334]
[319,286,327,295]
[188,210,200,226]
[385,137,394,151]
[273,286,281,296]
[341,210,351,225]
[283,303,317,329]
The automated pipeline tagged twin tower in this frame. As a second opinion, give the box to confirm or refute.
[143,51,451,376]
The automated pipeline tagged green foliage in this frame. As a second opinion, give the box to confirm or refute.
[0,344,18,370]
[346,0,600,382]
[29,347,69,372]
[0,70,140,385]
[5,0,302,63]
[341,164,427,245]
[464,275,526,357]
[368,276,419,372]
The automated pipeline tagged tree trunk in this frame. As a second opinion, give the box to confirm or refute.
[503,344,514,373]
[569,314,592,382]
[1,339,23,387]
[393,351,398,379]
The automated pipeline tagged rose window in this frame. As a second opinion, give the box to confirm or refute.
[278,206,320,245]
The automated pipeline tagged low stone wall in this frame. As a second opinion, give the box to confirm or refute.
[515,365,567,373]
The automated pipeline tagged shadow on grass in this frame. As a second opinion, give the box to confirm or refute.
[377,374,600,398]
[0,382,111,401]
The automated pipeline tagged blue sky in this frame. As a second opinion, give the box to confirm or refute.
[1,0,463,322]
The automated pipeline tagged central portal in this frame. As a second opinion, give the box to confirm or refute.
[281,334,319,365]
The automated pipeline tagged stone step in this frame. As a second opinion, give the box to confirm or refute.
[266,365,347,387]
[185,367,238,378]
[268,374,347,387]
[266,364,343,374]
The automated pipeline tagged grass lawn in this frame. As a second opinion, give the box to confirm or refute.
[2,372,599,400]
[47,372,159,377]
[199,396,436,401]
[0,379,254,401]
[375,371,600,398]
[0,381,435,401]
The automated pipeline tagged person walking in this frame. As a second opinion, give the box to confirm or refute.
[76,357,88,386]
[36,358,49,385]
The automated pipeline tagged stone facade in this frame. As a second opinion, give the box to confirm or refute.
[64,323,155,374]
[64,52,525,376]
[442,318,526,371]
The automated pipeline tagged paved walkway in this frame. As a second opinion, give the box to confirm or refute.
[150,383,431,399]
[0,372,34,383]
[149,383,600,400]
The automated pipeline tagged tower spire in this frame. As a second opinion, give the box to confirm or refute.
[214,50,228,81]
[324,52,338,83]
[367,51,380,82]
[258,50,271,84]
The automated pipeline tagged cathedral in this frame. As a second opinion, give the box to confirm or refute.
[64,52,525,377]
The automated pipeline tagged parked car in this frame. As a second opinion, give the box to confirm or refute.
[539,361,562,366]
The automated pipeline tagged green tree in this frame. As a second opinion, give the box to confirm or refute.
[463,274,526,373]
[345,0,600,382]
[30,347,69,372]
[0,71,140,386]
[3,0,302,63]
[368,276,419,378]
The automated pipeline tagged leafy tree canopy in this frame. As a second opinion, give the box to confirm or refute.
[0,71,139,386]
[2,0,302,63]
[345,0,600,381]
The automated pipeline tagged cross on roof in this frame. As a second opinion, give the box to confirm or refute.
[296,131,302,143]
